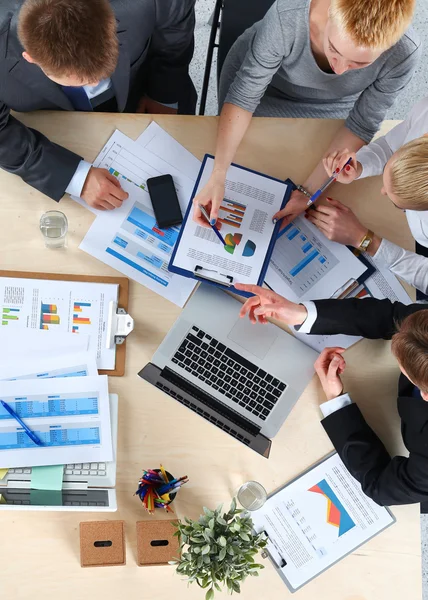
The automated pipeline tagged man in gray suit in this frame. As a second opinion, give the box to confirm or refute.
[0,0,196,210]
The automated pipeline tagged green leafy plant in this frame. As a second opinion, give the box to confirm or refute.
[171,499,267,599]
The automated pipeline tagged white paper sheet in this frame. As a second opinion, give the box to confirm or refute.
[171,156,289,285]
[79,130,197,307]
[136,121,201,182]
[0,329,89,360]
[266,217,367,303]
[0,376,112,468]
[0,352,98,381]
[251,453,394,591]
[0,277,118,369]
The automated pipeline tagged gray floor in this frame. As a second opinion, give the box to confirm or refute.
[190,1,428,597]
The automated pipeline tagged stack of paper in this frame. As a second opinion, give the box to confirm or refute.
[0,334,113,473]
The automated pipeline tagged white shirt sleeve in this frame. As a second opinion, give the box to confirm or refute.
[295,301,318,333]
[320,393,352,418]
[372,238,428,295]
[65,160,92,198]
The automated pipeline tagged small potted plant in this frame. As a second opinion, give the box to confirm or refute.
[172,499,267,599]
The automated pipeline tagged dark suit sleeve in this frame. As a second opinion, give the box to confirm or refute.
[322,403,428,505]
[0,102,82,201]
[309,298,425,340]
[147,0,196,105]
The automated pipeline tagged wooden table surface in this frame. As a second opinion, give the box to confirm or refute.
[0,113,420,600]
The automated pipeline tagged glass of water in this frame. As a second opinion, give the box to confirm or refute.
[40,210,68,249]
[237,481,267,511]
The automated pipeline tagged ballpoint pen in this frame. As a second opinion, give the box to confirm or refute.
[306,157,353,207]
[0,400,43,446]
[198,203,226,245]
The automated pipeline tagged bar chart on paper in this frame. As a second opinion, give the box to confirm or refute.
[2,307,20,326]
[269,221,339,298]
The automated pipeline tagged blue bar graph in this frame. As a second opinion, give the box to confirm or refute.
[290,249,319,276]
[319,256,326,264]
[281,223,293,234]
[302,242,313,253]
[287,228,300,241]
[300,235,307,241]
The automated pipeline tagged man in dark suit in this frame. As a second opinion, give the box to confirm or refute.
[235,283,428,506]
[0,0,196,209]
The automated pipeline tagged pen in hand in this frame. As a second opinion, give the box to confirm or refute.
[0,400,43,446]
[198,203,226,245]
[306,157,353,207]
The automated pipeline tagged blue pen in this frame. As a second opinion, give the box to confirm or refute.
[306,157,353,206]
[198,203,226,246]
[0,400,43,446]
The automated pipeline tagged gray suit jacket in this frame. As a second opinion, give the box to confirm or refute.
[0,0,196,200]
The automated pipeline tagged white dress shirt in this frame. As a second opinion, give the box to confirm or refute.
[356,97,428,294]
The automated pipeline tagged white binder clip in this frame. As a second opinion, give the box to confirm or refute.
[106,301,134,348]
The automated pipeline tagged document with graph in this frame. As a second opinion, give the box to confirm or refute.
[265,215,367,303]
[251,453,395,592]
[0,375,113,468]
[79,130,197,307]
[0,277,118,369]
[169,155,289,292]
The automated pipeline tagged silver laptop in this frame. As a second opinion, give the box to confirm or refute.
[0,394,118,512]
[139,285,317,457]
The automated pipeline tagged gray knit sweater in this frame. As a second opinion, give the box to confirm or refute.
[222,0,420,141]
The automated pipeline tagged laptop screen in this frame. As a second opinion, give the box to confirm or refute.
[0,488,110,507]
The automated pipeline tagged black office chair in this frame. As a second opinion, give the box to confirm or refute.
[199,0,275,115]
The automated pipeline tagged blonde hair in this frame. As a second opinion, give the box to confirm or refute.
[329,0,415,50]
[389,137,428,210]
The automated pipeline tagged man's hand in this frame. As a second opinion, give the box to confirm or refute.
[273,189,309,231]
[137,96,178,115]
[235,283,308,325]
[314,347,346,401]
[193,171,226,227]
[81,167,129,211]
[323,148,362,184]
[306,197,367,246]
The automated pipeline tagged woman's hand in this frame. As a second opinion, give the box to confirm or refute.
[192,171,226,228]
[235,283,308,325]
[322,148,361,184]
[306,197,367,246]
[314,347,346,402]
[273,189,309,231]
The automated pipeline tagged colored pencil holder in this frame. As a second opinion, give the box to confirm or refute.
[154,469,177,505]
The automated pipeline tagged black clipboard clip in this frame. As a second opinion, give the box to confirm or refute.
[262,530,287,568]
[194,265,234,287]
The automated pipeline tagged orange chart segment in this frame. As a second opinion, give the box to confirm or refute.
[308,479,355,536]
[217,199,246,229]
[224,233,242,255]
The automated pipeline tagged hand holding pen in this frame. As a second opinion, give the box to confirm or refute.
[306,157,353,207]
[322,149,362,185]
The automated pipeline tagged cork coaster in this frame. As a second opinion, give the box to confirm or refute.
[80,521,126,567]
[136,520,180,566]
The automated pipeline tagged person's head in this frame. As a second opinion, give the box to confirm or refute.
[324,0,415,75]
[381,136,428,211]
[18,0,119,86]
[392,311,428,400]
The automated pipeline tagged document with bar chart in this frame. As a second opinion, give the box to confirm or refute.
[170,155,289,290]
[251,453,394,591]
[79,130,197,307]
[0,375,113,468]
[0,277,118,369]
[265,215,367,303]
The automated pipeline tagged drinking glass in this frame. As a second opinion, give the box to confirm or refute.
[237,481,267,511]
[40,210,68,248]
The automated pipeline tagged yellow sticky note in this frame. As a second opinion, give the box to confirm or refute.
[0,469,8,481]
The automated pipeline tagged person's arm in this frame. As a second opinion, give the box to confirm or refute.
[322,402,428,505]
[0,102,81,201]
[144,0,196,110]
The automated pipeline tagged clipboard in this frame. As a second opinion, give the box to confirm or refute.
[169,154,294,297]
[256,451,396,593]
[0,270,130,376]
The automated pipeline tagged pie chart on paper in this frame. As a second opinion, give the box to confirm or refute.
[224,233,242,255]
[242,240,256,257]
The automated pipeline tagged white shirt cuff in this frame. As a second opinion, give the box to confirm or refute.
[320,393,352,418]
[65,160,92,198]
[294,301,317,333]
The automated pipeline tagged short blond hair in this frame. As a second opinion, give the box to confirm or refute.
[389,137,428,210]
[329,0,415,50]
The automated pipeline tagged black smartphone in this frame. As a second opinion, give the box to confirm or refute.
[146,174,183,229]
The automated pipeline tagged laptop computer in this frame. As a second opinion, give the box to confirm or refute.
[139,285,317,458]
[0,394,118,512]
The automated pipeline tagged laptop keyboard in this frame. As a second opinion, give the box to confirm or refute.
[8,464,107,477]
[172,326,287,421]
